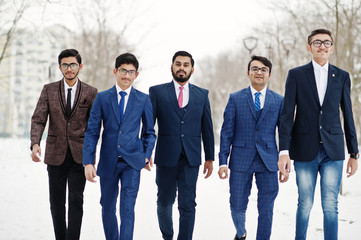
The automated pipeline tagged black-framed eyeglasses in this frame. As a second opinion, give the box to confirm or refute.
[118,68,137,76]
[60,63,79,70]
[310,40,333,48]
[250,66,269,74]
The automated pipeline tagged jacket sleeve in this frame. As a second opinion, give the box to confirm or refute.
[218,95,236,166]
[141,96,156,160]
[30,85,49,150]
[201,91,215,161]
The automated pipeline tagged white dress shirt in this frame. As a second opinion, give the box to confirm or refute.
[312,59,329,106]
[64,79,78,108]
[116,84,132,114]
[173,80,189,108]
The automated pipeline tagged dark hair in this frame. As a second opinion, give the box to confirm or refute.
[172,51,194,67]
[247,55,272,73]
[58,49,81,65]
[307,29,333,44]
[115,53,139,71]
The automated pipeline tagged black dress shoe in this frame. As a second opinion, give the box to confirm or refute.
[234,232,246,240]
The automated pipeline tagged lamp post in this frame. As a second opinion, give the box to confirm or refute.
[243,36,258,55]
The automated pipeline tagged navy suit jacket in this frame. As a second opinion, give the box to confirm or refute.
[219,87,283,172]
[149,81,214,167]
[83,86,156,177]
[279,62,358,161]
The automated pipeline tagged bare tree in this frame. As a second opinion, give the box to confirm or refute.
[0,0,31,66]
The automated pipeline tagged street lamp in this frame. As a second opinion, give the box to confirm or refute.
[243,36,258,55]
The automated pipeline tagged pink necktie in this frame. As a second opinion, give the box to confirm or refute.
[178,86,184,108]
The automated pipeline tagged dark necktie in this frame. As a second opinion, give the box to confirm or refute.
[119,91,127,122]
[66,88,72,118]
[255,92,261,111]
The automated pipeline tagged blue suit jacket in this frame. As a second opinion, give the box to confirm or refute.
[149,81,214,167]
[279,62,358,161]
[83,86,156,177]
[219,87,283,172]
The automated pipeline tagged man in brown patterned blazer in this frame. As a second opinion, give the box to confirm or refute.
[30,49,97,240]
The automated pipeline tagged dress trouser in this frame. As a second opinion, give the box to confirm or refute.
[47,147,86,240]
[156,151,200,240]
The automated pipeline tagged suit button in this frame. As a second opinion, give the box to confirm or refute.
[320,126,322,129]
[67,136,70,140]
[67,122,71,126]
[320,111,323,115]
[181,134,184,138]
[119,131,122,134]
[256,129,260,131]
[118,145,120,148]
[181,121,184,124]
[256,141,259,144]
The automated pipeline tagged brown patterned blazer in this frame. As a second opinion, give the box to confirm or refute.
[30,79,98,166]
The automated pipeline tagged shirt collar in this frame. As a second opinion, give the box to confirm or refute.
[115,84,132,96]
[312,59,329,72]
[173,79,189,91]
[250,85,267,96]
[64,78,78,91]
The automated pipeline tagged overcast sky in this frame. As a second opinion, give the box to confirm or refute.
[19,0,275,90]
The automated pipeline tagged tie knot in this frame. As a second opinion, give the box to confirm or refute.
[179,86,184,91]
[119,91,127,98]
[68,88,72,93]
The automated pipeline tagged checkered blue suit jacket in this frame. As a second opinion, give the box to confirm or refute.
[219,87,283,172]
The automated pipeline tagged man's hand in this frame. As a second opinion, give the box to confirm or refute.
[143,157,153,171]
[278,155,291,183]
[84,164,97,183]
[203,160,213,179]
[218,166,228,179]
[346,158,358,178]
[31,144,42,162]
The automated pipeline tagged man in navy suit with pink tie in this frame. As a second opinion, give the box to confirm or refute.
[83,53,156,240]
[219,55,283,240]
[149,51,214,240]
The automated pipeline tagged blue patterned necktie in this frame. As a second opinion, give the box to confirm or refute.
[255,92,261,111]
[119,91,127,122]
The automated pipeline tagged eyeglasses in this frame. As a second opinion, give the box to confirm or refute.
[118,68,137,76]
[250,67,269,74]
[309,40,333,48]
[60,63,79,70]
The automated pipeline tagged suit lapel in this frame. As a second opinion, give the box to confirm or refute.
[245,87,257,120]
[167,81,183,117]
[109,86,121,124]
[304,62,320,106]
[323,64,336,105]
[59,80,67,117]
[122,87,136,124]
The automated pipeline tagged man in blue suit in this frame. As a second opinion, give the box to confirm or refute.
[149,51,214,240]
[82,53,156,240]
[278,29,359,240]
[219,55,283,240]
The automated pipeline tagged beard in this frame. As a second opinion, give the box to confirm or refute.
[172,69,192,83]
[62,70,79,82]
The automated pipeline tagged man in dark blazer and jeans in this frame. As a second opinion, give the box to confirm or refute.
[149,51,214,240]
[30,49,97,240]
[278,29,358,240]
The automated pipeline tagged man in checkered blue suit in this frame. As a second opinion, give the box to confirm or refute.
[218,55,283,240]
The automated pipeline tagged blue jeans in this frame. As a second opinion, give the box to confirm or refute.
[294,145,343,240]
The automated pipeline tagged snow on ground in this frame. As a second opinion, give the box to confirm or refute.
[0,138,360,239]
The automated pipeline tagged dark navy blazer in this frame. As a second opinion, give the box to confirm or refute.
[149,81,214,167]
[279,62,358,161]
